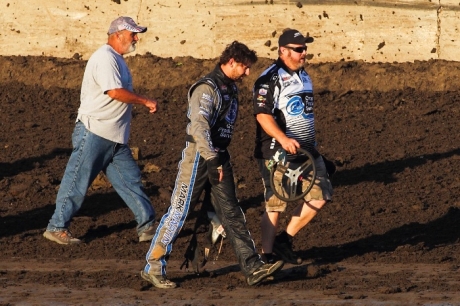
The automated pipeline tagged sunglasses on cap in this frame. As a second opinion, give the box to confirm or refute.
[284,46,307,53]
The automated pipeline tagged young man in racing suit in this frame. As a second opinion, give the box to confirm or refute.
[141,41,284,289]
[253,29,334,265]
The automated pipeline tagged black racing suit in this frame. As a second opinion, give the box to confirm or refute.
[144,64,263,277]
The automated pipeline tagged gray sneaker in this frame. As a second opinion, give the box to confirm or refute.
[43,230,81,245]
[246,260,284,286]
[139,224,155,242]
[140,270,177,289]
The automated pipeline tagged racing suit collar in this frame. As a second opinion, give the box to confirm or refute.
[215,64,235,85]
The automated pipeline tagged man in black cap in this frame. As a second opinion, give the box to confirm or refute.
[252,28,334,265]
[43,16,158,245]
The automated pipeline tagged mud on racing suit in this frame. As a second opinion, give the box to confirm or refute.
[144,64,263,277]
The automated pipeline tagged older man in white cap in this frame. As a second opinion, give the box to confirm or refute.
[43,16,158,245]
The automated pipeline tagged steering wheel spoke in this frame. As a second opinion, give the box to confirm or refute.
[269,148,317,202]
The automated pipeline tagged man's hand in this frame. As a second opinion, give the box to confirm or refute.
[106,88,158,113]
[279,137,300,154]
[256,113,299,154]
[207,157,223,185]
[144,99,157,113]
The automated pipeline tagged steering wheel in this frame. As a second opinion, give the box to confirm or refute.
[269,148,317,202]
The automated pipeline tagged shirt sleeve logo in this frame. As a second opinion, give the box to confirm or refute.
[258,88,267,95]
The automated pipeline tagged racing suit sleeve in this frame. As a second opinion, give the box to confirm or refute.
[187,83,218,161]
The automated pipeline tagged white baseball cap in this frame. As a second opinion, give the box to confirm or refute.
[108,16,147,35]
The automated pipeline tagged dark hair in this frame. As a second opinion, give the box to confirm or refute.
[219,41,257,66]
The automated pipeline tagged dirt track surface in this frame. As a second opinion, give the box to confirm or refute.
[1,55,460,305]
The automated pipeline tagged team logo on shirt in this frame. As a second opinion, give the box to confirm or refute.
[285,91,314,118]
[283,79,299,87]
[201,93,212,103]
[286,96,305,117]
[225,97,238,124]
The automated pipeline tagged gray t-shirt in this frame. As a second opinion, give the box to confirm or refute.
[77,44,133,144]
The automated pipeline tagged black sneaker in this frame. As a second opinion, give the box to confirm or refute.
[273,236,302,265]
[246,260,284,286]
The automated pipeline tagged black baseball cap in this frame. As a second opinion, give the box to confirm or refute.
[278,29,314,46]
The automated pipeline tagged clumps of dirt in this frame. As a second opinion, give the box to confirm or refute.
[306,264,339,279]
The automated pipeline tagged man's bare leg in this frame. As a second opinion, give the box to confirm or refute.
[261,211,279,254]
[286,199,326,236]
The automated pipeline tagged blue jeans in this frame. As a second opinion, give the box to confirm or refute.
[47,121,155,235]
